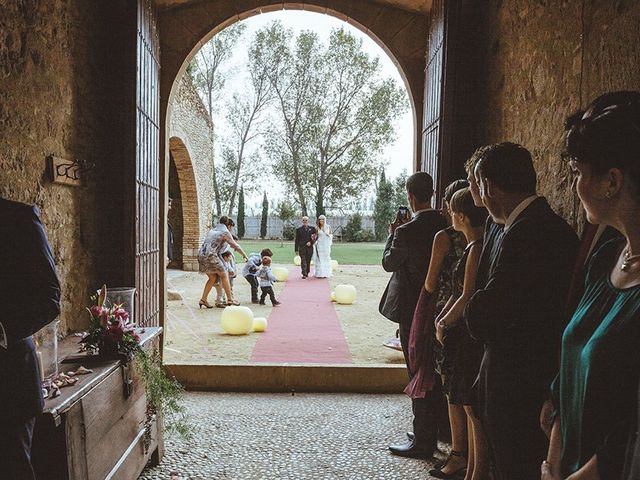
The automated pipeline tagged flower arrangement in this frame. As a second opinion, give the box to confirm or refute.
[82,285,191,443]
[82,285,141,359]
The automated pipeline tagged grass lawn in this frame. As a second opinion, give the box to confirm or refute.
[233,239,384,265]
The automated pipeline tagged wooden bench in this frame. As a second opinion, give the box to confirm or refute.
[31,327,164,480]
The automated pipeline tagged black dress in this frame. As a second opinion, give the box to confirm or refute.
[441,241,484,406]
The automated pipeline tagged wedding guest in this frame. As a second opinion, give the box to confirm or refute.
[242,248,274,304]
[198,216,248,308]
[431,187,488,480]
[0,198,61,480]
[167,197,174,267]
[257,256,281,306]
[313,215,333,278]
[380,172,447,459]
[541,91,640,480]
[465,142,578,480]
[294,216,317,279]
[404,179,467,469]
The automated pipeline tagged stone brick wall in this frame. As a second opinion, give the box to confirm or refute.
[474,0,640,231]
[0,1,133,335]
[169,74,215,271]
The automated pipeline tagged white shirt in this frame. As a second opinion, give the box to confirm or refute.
[503,196,538,232]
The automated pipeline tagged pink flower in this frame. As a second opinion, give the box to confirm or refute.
[113,307,129,321]
[90,305,103,318]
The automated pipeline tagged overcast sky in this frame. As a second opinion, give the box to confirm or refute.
[200,10,413,210]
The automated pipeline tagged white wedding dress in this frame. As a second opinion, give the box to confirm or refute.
[313,225,333,278]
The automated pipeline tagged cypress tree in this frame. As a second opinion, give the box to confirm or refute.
[237,186,245,238]
[260,191,268,239]
[373,170,396,241]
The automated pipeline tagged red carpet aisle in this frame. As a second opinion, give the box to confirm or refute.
[251,268,352,364]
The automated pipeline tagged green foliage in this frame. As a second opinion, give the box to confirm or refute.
[373,170,396,241]
[135,349,191,439]
[260,192,268,239]
[275,199,296,240]
[237,186,245,238]
[282,224,296,241]
[393,170,409,208]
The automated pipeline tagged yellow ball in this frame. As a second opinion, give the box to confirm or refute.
[330,291,336,302]
[294,255,301,266]
[335,284,357,304]
[272,266,289,282]
[252,317,268,332]
[331,260,339,270]
[221,306,254,335]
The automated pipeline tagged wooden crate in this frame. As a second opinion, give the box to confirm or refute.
[32,328,164,480]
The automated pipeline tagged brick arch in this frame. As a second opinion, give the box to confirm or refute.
[169,136,201,271]
[160,1,428,172]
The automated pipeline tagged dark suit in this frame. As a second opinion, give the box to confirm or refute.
[380,210,447,447]
[294,224,317,277]
[0,198,61,479]
[465,197,578,480]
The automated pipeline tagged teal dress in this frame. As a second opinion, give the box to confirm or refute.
[552,239,640,476]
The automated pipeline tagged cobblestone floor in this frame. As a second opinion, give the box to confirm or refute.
[140,392,449,479]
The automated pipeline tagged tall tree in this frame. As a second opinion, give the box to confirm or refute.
[254,23,408,216]
[237,186,246,238]
[373,170,396,241]
[190,23,247,117]
[190,23,246,217]
[260,192,269,239]
[256,22,323,216]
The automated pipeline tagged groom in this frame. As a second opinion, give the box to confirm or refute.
[294,216,317,279]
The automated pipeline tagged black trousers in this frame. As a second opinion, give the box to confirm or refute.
[244,274,259,302]
[399,318,447,448]
[0,416,36,480]
[299,246,313,277]
[260,286,277,304]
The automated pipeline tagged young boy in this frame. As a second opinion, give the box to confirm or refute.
[213,250,236,307]
[242,248,273,304]
[257,256,280,306]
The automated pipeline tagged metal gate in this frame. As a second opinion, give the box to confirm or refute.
[422,0,445,190]
[135,0,160,327]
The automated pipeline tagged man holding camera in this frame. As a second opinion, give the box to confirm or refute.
[379,172,447,459]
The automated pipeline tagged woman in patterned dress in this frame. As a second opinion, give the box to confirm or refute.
[433,187,488,480]
[197,216,248,308]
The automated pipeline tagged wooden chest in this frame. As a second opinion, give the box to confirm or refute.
[32,328,164,480]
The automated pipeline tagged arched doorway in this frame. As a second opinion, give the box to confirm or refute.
[157,2,429,388]
[168,136,201,271]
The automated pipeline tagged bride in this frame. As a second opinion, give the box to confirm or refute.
[313,215,333,278]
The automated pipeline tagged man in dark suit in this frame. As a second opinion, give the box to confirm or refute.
[294,216,317,279]
[380,172,447,458]
[0,198,61,480]
[464,143,578,480]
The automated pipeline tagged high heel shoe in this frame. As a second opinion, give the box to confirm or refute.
[199,299,214,309]
[428,450,467,479]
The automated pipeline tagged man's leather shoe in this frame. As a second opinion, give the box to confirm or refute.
[407,431,415,441]
[388,440,433,459]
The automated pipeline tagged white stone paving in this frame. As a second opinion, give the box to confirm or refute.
[139,392,450,479]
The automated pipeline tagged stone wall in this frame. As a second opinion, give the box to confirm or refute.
[473,0,640,230]
[0,0,133,335]
[169,74,215,271]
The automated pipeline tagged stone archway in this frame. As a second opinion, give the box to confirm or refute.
[168,136,201,271]
[158,1,429,175]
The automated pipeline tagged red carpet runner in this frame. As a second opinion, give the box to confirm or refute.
[250,267,352,364]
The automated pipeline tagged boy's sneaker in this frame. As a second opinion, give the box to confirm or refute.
[272,301,281,306]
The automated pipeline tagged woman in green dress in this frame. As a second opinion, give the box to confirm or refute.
[542,91,640,480]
